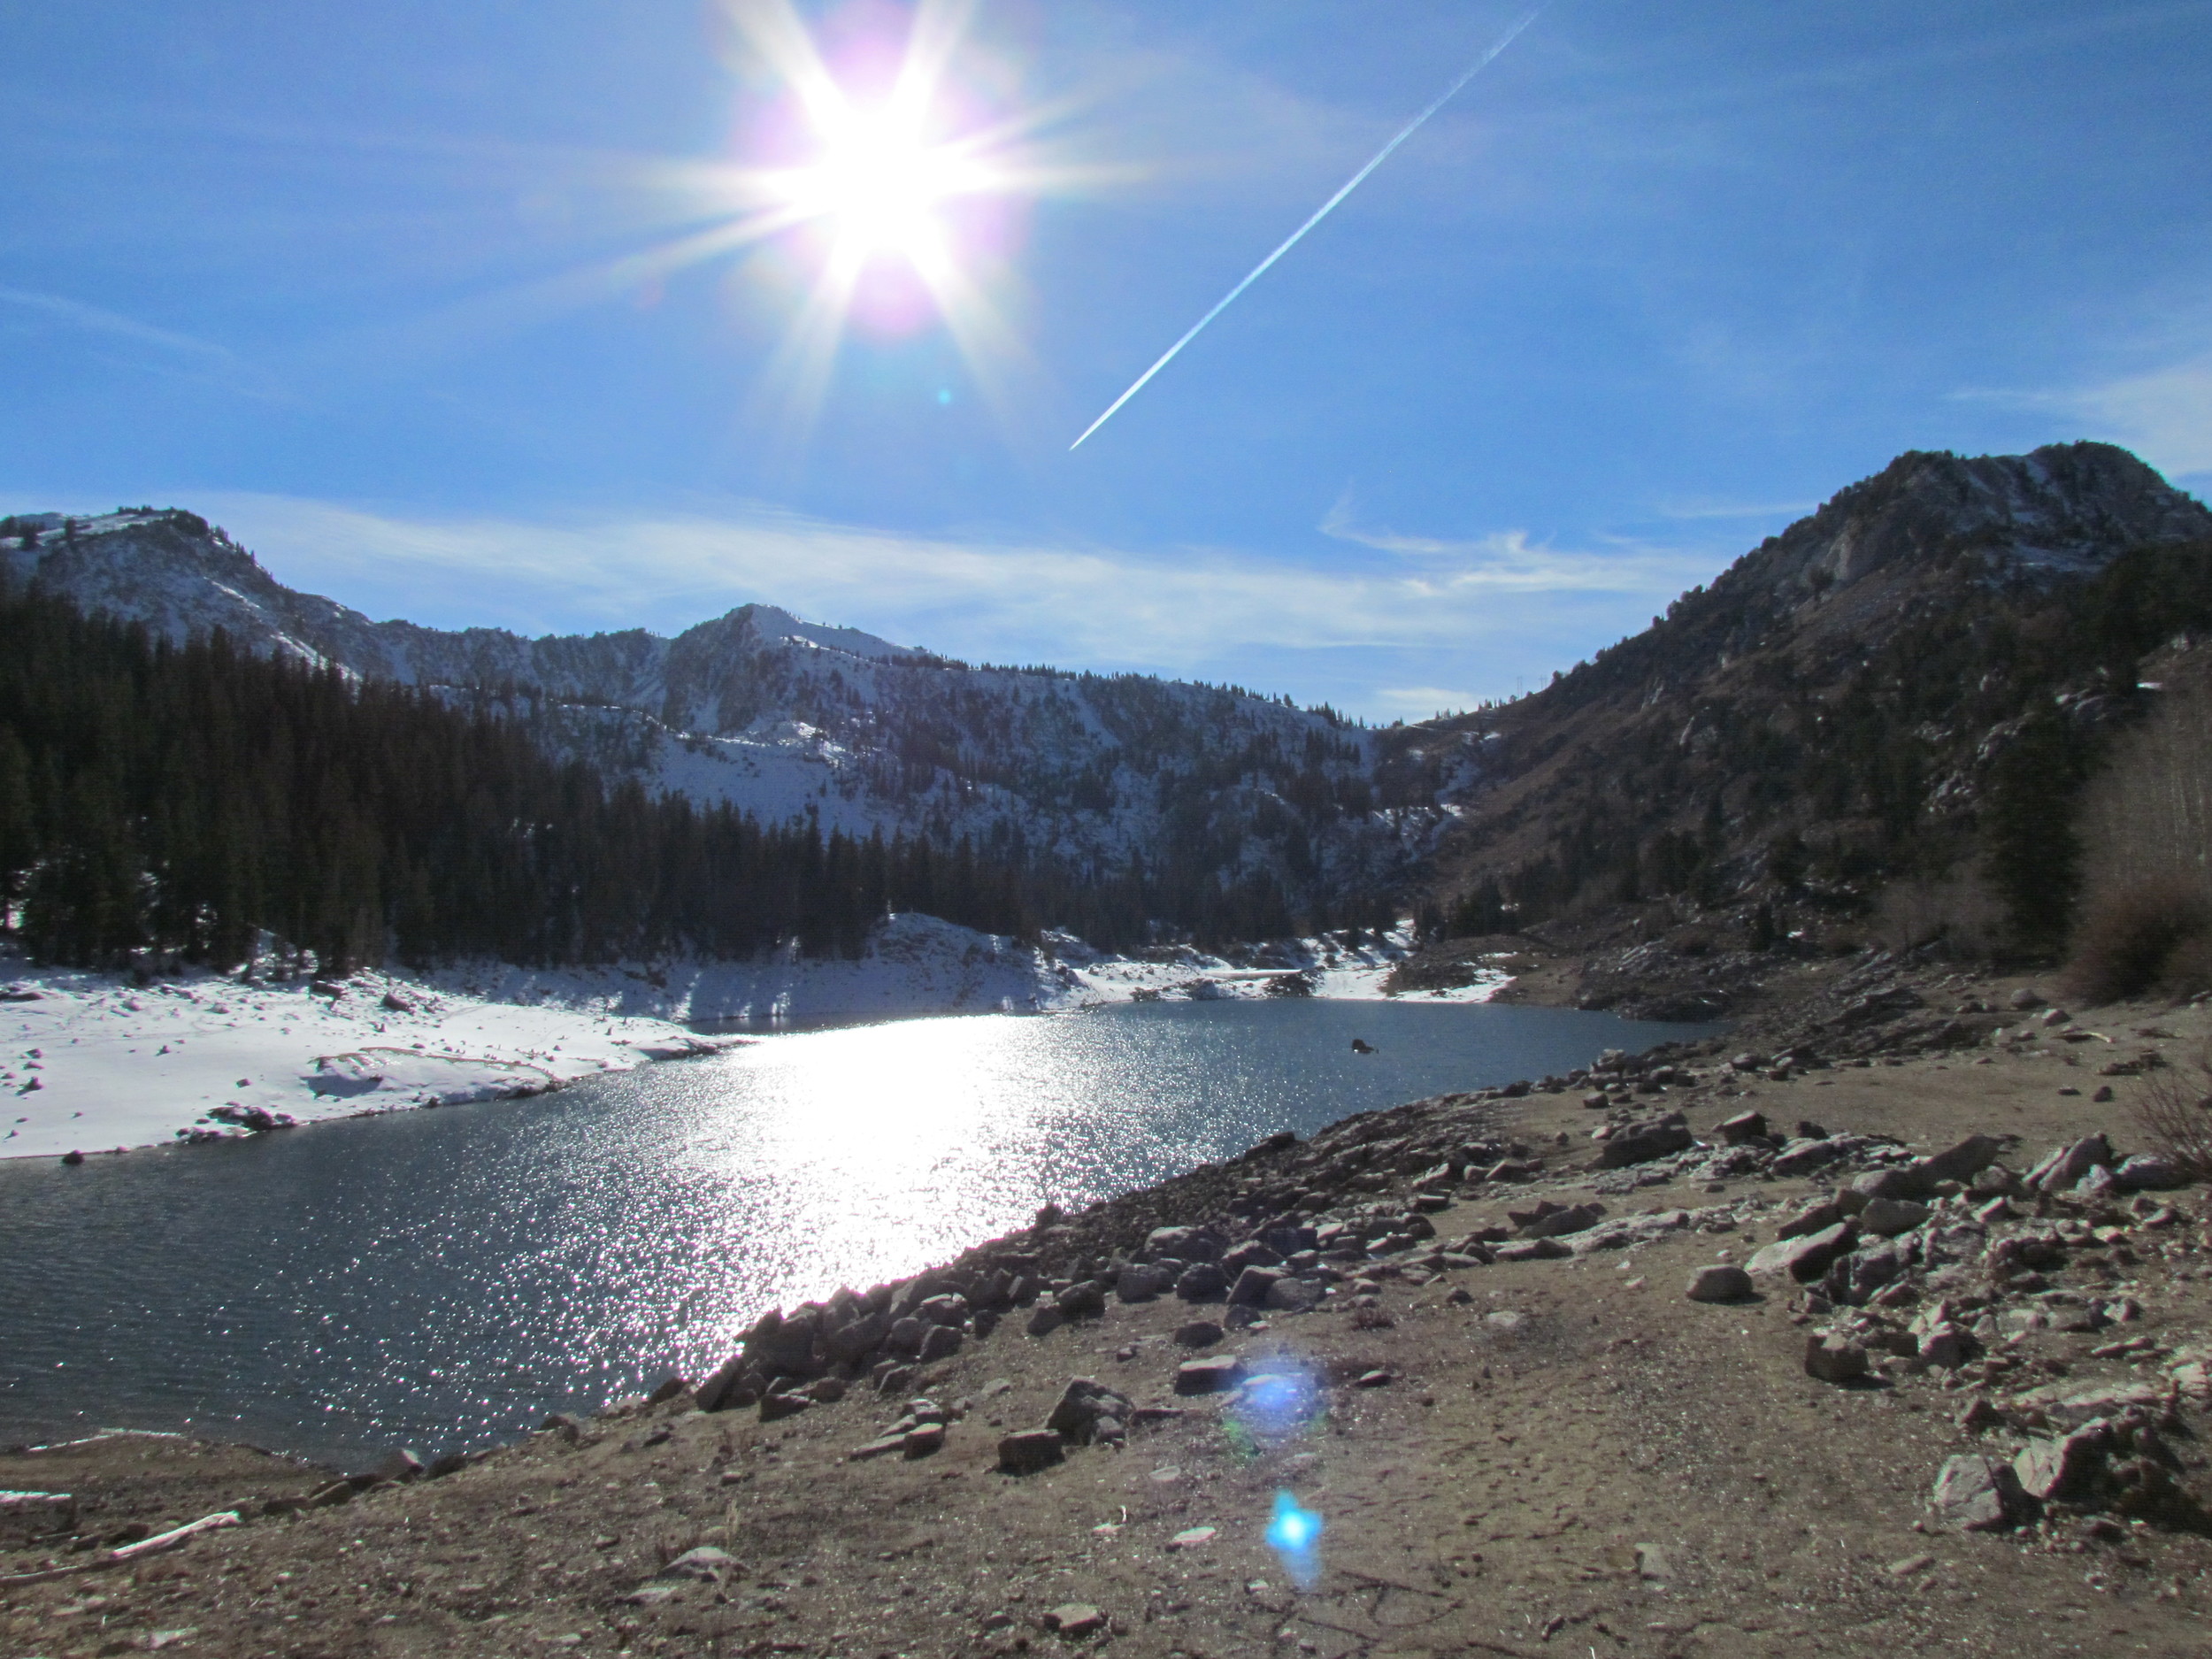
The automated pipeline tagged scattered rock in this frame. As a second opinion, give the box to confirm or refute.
[1748,1221,1858,1282]
[1686,1264,1755,1303]
[1597,1111,1694,1168]
[1044,1603,1106,1640]
[1174,1356,1246,1395]
[1802,1333,1870,1385]
[1047,1379,1133,1443]
[1175,1263,1231,1302]
[1929,1455,2035,1532]
[1857,1196,1932,1237]
[1173,1320,1225,1348]
[998,1429,1065,1475]
[660,1546,737,1583]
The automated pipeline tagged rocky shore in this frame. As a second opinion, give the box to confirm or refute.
[5,956,2212,1657]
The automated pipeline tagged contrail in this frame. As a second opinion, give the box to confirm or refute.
[1069,4,1549,451]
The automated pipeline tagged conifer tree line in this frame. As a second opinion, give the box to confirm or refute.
[0,589,1348,972]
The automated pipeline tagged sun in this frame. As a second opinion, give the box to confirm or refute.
[775,104,994,274]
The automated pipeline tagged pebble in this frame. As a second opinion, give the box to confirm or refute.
[1044,1603,1105,1639]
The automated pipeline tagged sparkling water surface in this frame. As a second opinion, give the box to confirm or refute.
[0,998,1714,1463]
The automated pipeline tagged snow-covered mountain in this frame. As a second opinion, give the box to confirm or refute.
[0,509,1437,906]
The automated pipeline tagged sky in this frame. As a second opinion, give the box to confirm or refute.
[3,0,2209,721]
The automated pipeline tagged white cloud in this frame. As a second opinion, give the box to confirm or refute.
[2061,354,2212,480]
[1317,491,1720,592]
[191,491,1719,678]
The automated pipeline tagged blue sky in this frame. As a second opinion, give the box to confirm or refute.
[4,0,2208,720]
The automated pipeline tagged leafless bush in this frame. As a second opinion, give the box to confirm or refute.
[2131,1052,2212,1181]
[1874,874,2006,957]
[2066,877,2212,1004]
[2079,656,2212,895]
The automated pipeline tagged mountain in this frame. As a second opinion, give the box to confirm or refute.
[0,510,1432,928]
[1385,442,2212,951]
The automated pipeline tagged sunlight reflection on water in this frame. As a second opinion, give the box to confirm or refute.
[0,999,1714,1460]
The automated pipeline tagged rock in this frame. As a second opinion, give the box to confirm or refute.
[1686,1264,1755,1303]
[1026,1305,1066,1338]
[918,1324,963,1363]
[1173,1319,1224,1348]
[824,1313,887,1364]
[1770,1137,1845,1178]
[1044,1604,1106,1639]
[0,1492,77,1543]
[1263,1277,1321,1313]
[1929,1455,2035,1532]
[1913,1133,2006,1186]
[918,1293,970,1326]
[1715,1110,1768,1144]
[2026,1135,2115,1194]
[1633,1543,1672,1582]
[1484,1309,1530,1333]
[1047,1379,1134,1443]
[759,1390,813,1423]
[1748,1220,1858,1282]
[1229,1266,1284,1306]
[661,1546,737,1582]
[1509,1199,1604,1239]
[1175,1262,1231,1301]
[2008,987,2046,1010]
[1168,1525,1217,1549]
[1849,1167,1923,1202]
[1597,1111,1694,1168]
[1221,1240,1284,1273]
[903,1423,948,1457]
[373,1448,426,1483]
[998,1429,1065,1475]
[1803,1333,1870,1384]
[2116,1154,2186,1190]
[1115,1264,1166,1303]
[1355,1369,1394,1388]
[1776,1200,1845,1240]
[2013,1424,2111,1503]
[1492,1238,1571,1262]
[1916,1324,1979,1369]
[887,1316,926,1356]
[849,1433,909,1462]
[1858,1196,1932,1237]
[1056,1281,1108,1318]
[1174,1356,1246,1395]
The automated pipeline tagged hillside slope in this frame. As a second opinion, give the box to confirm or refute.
[1388,442,2212,951]
[0,511,1429,926]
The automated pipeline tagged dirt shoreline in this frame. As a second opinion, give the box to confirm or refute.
[6,952,2212,1657]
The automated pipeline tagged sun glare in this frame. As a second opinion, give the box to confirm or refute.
[777,104,992,273]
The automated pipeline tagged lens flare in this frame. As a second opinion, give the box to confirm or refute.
[1265,1489,1325,1590]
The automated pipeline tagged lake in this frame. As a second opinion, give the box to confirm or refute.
[0,997,1716,1463]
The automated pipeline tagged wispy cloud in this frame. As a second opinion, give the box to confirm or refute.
[0,285,283,401]
[193,491,1723,678]
[1650,495,1818,522]
[2055,353,2212,480]
[1317,491,1717,593]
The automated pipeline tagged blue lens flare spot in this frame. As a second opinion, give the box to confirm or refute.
[936,387,954,405]
[1265,1489,1323,1588]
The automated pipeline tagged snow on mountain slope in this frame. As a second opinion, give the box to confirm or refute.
[2,509,1439,903]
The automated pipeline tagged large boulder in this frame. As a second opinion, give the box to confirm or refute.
[1747,1220,1858,1282]
[1597,1112,1694,1168]
[1229,1266,1284,1307]
[1929,1455,2035,1532]
[1175,1263,1231,1302]
[1046,1379,1133,1445]
[2027,1135,2115,1194]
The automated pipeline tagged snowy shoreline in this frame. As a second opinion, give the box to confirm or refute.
[1,914,1505,1162]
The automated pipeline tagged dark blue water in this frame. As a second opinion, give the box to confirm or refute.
[0,998,1714,1463]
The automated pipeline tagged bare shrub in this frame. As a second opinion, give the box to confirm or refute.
[2131,1053,2212,1181]
[2065,877,2212,1004]
[1874,874,2006,957]
[2078,655,2212,895]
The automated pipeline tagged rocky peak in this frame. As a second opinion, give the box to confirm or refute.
[1730,442,2212,610]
